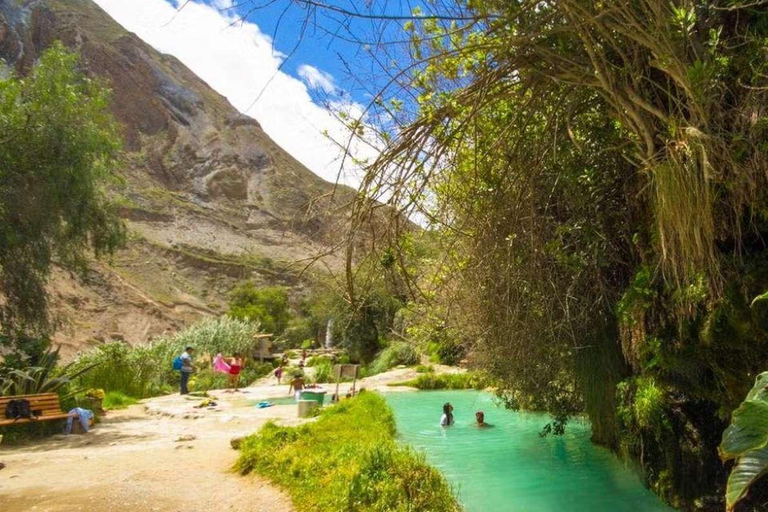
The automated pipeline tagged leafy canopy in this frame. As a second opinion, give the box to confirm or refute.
[0,42,125,343]
[228,283,291,335]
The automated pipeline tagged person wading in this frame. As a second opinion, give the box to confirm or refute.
[441,402,454,427]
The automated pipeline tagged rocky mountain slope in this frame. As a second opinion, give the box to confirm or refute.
[0,0,353,357]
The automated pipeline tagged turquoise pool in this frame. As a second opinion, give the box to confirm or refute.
[385,390,672,512]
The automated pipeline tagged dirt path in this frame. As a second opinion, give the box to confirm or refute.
[0,366,462,511]
[0,390,300,512]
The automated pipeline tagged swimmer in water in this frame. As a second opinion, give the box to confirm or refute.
[440,402,454,427]
[475,410,493,428]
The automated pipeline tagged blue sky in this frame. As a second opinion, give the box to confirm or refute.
[93,0,451,187]
[211,0,416,105]
[94,0,412,186]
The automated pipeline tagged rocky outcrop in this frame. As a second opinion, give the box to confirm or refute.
[0,0,353,357]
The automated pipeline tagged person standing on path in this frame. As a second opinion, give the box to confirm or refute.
[227,353,244,392]
[179,346,195,395]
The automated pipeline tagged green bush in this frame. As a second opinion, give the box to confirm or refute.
[235,392,459,511]
[103,391,138,410]
[228,283,290,334]
[306,355,333,367]
[310,359,333,384]
[416,364,435,374]
[368,342,420,376]
[633,377,666,430]
[190,363,273,392]
[0,346,97,398]
[70,316,264,397]
[282,317,316,348]
[392,372,490,390]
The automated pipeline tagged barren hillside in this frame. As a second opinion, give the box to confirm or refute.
[0,0,354,357]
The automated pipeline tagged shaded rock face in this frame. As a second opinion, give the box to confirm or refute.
[0,0,352,358]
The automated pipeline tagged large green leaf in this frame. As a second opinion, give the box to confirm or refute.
[727,446,768,510]
[751,290,768,307]
[746,372,768,402]
[722,400,768,459]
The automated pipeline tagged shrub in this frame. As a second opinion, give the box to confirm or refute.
[392,372,490,390]
[190,363,273,392]
[416,364,435,374]
[228,283,290,334]
[633,377,666,430]
[85,389,105,400]
[306,355,332,367]
[310,359,333,384]
[70,317,264,397]
[235,392,459,511]
[0,347,97,398]
[286,367,305,380]
[368,342,420,376]
[282,317,316,348]
[102,391,138,410]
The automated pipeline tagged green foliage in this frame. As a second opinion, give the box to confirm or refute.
[721,372,768,510]
[616,268,657,326]
[633,378,666,430]
[368,342,420,375]
[393,372,490,390]
[0,347,97,397]
[404,305,465,366]
[235,392,459,511]
[282,317,316,348]
[310,359,333,384]
[616,377,669,440]
[102,391,138,410]
[71,317,263,397]
[228,283,290,335]
[306,355,333,367]
[286,366,305,380]
[85,388,105,400]
[416,365,435,374]
[342,304,383,364]
[333,0,768,506]
[190,363,272,392]
[0,43,125,345]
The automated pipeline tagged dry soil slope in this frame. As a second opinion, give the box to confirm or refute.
[0,0,354,357]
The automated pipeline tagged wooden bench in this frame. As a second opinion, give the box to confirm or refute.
[0,393,73,427]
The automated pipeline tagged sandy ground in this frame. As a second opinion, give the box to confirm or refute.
[0,366,458,512]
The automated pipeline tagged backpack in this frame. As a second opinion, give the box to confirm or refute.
[172,356,183,371]
[5,399,33,421]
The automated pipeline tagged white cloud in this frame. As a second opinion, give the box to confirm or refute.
[211,0,234,9]
[297,64,337,94]
[92,0,374,187]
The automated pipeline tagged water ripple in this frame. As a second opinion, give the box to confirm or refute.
[385,390,671,512]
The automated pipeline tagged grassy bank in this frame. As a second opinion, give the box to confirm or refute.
[391,372,490,390]
[235,392,459,512]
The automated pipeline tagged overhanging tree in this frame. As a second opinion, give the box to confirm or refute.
[0,43,125,352]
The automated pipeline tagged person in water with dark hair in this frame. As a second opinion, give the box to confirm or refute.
[475,410,493,428]
[440,402,454,427]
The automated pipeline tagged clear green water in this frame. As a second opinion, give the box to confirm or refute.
[385,391,672,512]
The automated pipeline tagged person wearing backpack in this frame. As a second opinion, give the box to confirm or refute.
[177,346,195,395]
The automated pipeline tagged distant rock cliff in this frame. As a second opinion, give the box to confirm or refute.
[0,0,353,357]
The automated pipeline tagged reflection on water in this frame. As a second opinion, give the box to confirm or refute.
[385,391,672,512]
